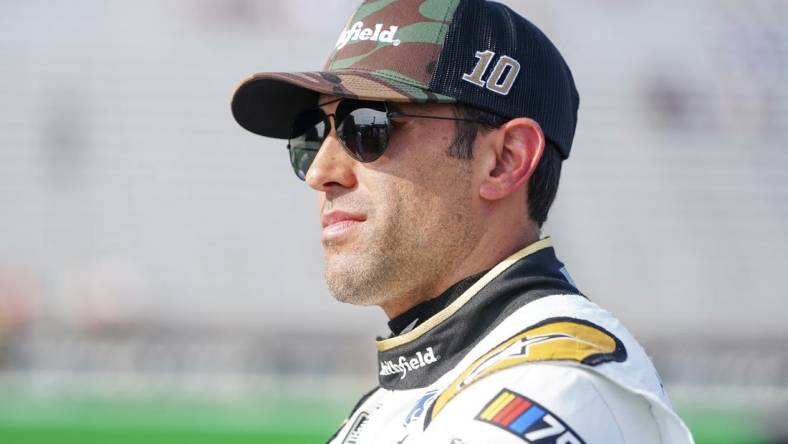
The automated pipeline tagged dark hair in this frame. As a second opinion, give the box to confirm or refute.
[450,105,563,227]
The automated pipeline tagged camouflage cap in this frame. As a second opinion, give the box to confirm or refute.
[231,0,579,159]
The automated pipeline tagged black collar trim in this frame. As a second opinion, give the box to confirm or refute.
[387,269,488,337]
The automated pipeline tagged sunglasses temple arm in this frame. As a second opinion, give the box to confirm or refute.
[386,111,497,124]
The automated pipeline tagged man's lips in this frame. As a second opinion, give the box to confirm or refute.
[321,211,367,240]
[321,211,367,228]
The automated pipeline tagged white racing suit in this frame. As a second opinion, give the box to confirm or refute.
[327,238,694,444]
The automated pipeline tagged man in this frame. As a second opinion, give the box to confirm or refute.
[231,0,694,442]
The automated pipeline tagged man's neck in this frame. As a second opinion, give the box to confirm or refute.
[380,227,540,319]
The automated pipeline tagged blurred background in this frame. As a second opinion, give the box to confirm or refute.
[0,0,786,443]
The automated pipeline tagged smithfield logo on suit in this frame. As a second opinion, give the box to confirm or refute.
[379,347,440,380]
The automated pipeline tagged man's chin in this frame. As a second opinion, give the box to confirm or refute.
[325,278,383,307]
[323,253,386,307]
[322,241,370,265]
[329,290,379,307]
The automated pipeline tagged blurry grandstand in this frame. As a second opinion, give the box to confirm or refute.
[0,1,786,443]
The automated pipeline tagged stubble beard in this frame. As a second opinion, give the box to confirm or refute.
[323,223,412,307]
[323,176,476,308]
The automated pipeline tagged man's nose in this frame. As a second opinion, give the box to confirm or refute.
[305,132,358,192]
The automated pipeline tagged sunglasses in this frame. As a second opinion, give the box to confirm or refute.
[287,99,502,180]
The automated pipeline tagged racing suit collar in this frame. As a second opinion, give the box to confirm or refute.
[375,238,584,390]
[387,269,488,337]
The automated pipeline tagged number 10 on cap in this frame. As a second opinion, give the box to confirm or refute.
[462,50,521,96]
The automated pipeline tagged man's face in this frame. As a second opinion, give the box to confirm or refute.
[305,97,484,313]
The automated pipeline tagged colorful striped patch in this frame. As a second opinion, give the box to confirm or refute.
[476,389,585,443]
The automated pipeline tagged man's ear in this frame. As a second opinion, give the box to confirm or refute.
[479,118,545,201]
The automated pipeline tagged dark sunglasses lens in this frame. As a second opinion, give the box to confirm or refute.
[288,110,327,180]
[338,106,390,163]
[289,146,318,180]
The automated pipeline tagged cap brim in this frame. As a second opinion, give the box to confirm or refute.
[231,70,456,139]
